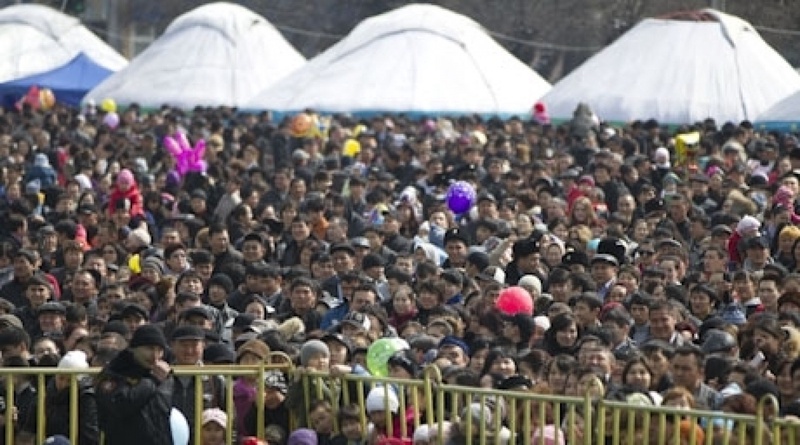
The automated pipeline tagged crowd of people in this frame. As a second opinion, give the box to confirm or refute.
[0,100,799,445]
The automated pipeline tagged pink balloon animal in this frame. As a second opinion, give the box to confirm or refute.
[163,132,207,178]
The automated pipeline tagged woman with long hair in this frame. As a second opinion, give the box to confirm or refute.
[539,313,581,357]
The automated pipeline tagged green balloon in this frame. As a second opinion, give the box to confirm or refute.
[366,338,401,377]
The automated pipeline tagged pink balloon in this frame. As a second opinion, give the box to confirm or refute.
[496,286,533,316]
[175,132,190,151]
[163,136,182,158]
[189,140,206,171]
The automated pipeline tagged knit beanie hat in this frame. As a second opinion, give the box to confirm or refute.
[117,169,134,187]
[287,429,317,445]
[130,325,168,349]
[366,386,399,413]
[208,274,234,294]
[736,215,760,235]
[299,340,329,367]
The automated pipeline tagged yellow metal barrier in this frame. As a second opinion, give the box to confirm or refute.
[3,361,800,445]
[0,352,293,445]
[294,370,800,445]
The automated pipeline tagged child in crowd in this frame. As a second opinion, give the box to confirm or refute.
[201,408,228,445]
[331,404,366,445]
[287,340,333,427]
[365,386,405,444]
[308,400,335,445]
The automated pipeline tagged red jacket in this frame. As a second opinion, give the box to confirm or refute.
[106,183,144,218]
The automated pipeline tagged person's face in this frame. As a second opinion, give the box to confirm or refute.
[164,249,187,273]
[663,395,693,410]
[469,348,488,373]
[418,291,439,310]
[657,260,676,283]
[591,262,615,284]
[311,260,335,280]
[179,277,203,295]
[625,362,651,391]
[753,329,780,356]
[72,272,97,301]
[574,302,597,328]
[429,212,447,228]
[194,263,213,282]
[13,257,35,279]
[33,338,58,361]
[350,290,375,312]
[555,322,578,347]
[445,241,467,265]
[290,285,316,312]
[245,301,266,320]
[208,285,228,306]
[782,177,800,195]
[132,345,164,368]
[38,312,63,333]
[326,342,348,366]
[689,291,713,317]
[395,257,414,275]
[671,354,701,389]
[490,357,516,378]
[264,387,286,409]
[305,352,330,372]
[547,367,568,394]
[758,280,780,308]
[733,278,754,299]
[210,231,229,253]
[331,251,354,274]
[392,292,414,315]
[747,245,769,265]
[173,338,204,365]
[649,308,675,341]
[340,419,363,441]
[584,348,612,375]
[201,422,225,445]
[26,284,50,307]
[438,345,468,367]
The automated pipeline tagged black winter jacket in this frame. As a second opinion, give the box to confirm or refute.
[95,349,174,445]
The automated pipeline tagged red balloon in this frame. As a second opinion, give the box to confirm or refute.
[496,286,533,316]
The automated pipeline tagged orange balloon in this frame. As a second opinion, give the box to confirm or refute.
[291,113,313,137]
[39,88,55,110]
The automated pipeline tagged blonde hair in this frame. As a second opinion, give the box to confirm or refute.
[779,225,800,244]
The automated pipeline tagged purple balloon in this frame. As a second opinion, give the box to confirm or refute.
[103,112,120,129]
[446,181,476,214]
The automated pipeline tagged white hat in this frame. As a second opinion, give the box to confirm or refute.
[365,386,399,413]
[534,315,551,331]
[58,350,89,369]
[518,275,542,295]
[202,408,227,428]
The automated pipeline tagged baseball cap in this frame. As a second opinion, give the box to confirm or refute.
[202,408,228,428]
[341,312,371,331]
[701,329,737,355]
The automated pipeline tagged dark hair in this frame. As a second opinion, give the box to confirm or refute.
[479,347,516,377]
[621,355,654,388]
[673,344,705,369]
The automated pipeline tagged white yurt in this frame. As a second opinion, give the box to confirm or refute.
[0,4,127,83]
[84,2,306,109]
[539,9,800,125]
[246,3,551,117]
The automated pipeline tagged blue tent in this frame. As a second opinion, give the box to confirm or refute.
[0,52,114,107]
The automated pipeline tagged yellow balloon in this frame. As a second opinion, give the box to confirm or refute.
[353,124,367,138]
[39,88,55,110]
[343,139,361,157]
[101,98,117,113]
[128,254,141,274]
